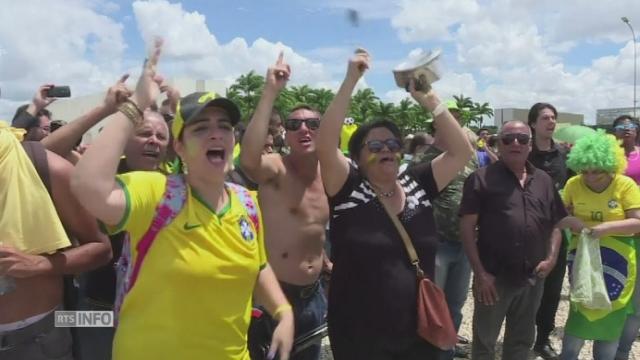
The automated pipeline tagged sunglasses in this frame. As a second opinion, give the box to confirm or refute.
[614,123,637,131]
[284,118,321,131]
[500,133,531,145]
[363,138,403,153]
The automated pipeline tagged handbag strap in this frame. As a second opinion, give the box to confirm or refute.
[374,191,425,278]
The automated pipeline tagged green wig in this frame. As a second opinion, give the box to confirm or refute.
[566,130,626,174]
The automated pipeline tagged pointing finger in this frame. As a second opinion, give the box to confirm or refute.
[118,74,130,84]
[276,51,284,65]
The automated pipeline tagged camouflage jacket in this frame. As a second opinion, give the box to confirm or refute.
[412,146,479,242]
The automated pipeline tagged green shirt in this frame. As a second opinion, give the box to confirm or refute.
[412,146,478,242]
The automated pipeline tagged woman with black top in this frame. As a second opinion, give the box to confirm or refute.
[316,49,474,359]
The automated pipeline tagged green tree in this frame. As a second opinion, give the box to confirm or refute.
[348,88,378,123]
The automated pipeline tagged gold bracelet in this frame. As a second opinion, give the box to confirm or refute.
[118,102,143,127]
[273,304,292,319]
[124,99,144,116]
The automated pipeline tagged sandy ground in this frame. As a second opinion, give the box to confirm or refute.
[319,275,640,359]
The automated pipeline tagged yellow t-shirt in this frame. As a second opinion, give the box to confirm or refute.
[110,171,266,360]
[562,174,640,234]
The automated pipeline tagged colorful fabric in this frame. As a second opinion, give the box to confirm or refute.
[562,174,640,340]
[565,234,636,340]
[0,121,71,254]
[340,123,358,153]
[108,171,265,360]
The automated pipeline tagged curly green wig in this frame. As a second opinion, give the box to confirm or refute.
[566,130,626,174]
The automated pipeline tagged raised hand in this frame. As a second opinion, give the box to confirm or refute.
[408,78,440,111]
[132,38,164,110]
[160,83,181,114]
[265,51,291,94]
[32,84,57,111]
[345,48,370,83]
[103,74,133,114]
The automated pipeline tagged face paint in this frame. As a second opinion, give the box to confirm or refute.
[395,153,402,162]
[184,137,200,157]
[367,154,377,164]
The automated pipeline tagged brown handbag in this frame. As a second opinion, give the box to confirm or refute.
[376,191,458,350]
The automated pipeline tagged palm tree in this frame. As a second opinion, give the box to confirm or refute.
[349,88,379,123]
[371,101,397,119]
[309,88,335,114]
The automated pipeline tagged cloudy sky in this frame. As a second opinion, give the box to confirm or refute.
[0,0,639,124]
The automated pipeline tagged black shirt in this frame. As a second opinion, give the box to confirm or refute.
[327,162,439,341]
[459,161,567,286]
[528,140,570,190]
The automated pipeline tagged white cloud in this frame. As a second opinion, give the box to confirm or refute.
[382,0,640,123]
[0,0,126,119]
[132,0,334,91]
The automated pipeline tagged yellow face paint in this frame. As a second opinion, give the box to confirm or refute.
[367,154,377,164]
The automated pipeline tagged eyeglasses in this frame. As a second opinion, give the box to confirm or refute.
[500,133,530,145]
[362,138,403,153]
[614,123,637,131]
[284,118,321,131]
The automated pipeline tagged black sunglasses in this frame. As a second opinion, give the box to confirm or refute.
[284,118,321,131]
[500,133,531,145]
[363,138,403,153]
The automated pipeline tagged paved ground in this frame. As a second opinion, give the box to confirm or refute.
[319,275,640,359]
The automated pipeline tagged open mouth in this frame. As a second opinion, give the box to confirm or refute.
[206,148,226,162]
[379,154,396,163]
[299,137,312,145]
[142,149,160,159]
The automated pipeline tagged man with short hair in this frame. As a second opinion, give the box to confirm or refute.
[241,53,328,360]
[460,120,567,360]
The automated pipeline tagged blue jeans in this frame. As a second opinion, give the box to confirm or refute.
[434,241,472,331]
[560,334,619,360]
[249,280,327,360]
[434,241,472,360]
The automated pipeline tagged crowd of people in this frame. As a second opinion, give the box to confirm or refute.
[1,38,640,360]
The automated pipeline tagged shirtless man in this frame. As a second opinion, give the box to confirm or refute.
[241,53,328,360]
[0,146,111,360]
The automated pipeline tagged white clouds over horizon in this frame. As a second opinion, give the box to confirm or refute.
[0,0,639,124]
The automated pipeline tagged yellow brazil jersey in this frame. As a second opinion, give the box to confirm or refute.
[562,174,640,234]
[108,171,266,360]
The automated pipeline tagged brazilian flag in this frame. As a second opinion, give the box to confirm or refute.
[565,234,637,341]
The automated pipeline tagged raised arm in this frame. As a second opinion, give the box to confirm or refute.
[42,75,132,159]
[240,52,290,184]
[71,40,163,226]
[317,49,370,196]
[410,87,474,191]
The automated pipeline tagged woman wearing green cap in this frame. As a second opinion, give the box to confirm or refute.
[72,40,294,360]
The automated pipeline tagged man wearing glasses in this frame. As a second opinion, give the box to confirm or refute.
[241,53,328,360]
[460,120,567,360]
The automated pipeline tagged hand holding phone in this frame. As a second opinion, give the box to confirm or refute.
[46,86,71,98]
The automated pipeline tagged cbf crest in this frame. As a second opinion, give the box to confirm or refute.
[608,199,619,209]
[239,217,255,242]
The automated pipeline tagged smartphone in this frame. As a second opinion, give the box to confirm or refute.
[46,86,71,98]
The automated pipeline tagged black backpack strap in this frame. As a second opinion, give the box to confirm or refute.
[21,141,52,195]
